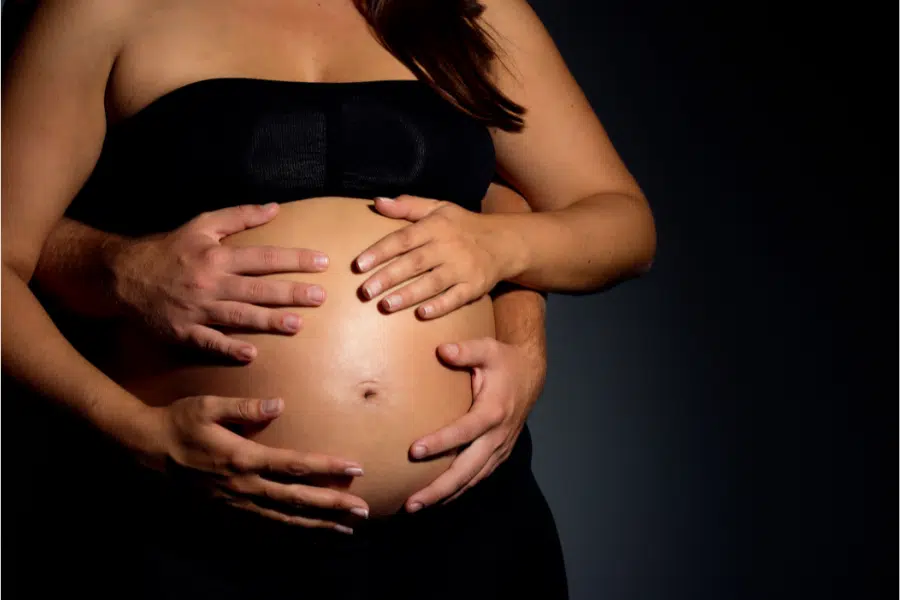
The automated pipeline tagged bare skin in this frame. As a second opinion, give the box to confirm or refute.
[2,0,653,528]
[97,198,496,517]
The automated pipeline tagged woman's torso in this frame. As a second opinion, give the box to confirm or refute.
[65,1,498,516]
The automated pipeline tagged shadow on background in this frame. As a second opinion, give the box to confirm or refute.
[525,1,893,599]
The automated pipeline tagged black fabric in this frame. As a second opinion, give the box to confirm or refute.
[7,390,567,599]
[67,78,497,236]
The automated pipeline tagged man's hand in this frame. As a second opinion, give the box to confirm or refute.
[111,203,329,362]
[142,394,368,533]
[404,336,545,512]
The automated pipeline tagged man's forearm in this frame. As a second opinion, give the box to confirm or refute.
[493,283,546,360]
[32,217,128,318]
[484,183,548,364]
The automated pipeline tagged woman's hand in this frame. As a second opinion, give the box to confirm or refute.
[403,336,545,512]
[353,196,525,319]
[111,203,330,362]
[144,394,369,532]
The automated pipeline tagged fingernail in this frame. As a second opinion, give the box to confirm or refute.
[382,295,400,310]
[344,467,364,476]
[308,286,325,303]
[419,305,434,318]
[283,314,301,332]
[313,254,329,269]
[443,343,459,358]
[350,507,369,519]
[262,398,282,415]
[363,280,381,298]
[263,202,278,211]
[356,254,374,272]
[334,524,354,535]
[408,502,423,514]
[238,346,256,361]
[375,196,395,203]
[411,444,427,459]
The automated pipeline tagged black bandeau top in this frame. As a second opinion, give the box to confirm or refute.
[66,78,497,236]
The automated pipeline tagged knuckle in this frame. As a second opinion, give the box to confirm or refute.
[202,246,228,269]
[288,460,311,477]
[429,269,447,291]
[431,210,452,228]
[290,489,311,508]
[260,248,279,267]
[395,228,414,250]
[237,204,257,220]
[172,323,191,341]
[229,451,255,473]
[226,475,251,494]
[236,399,255,421]
[227,306,246,324]
[197,334,221,353]
[185,272,214,294]
[195,395,216,416]
[290,283,307,304]
[192,211,213,227]
[245,280,267,301]
[328,494,346,511]
[411,251,428,272]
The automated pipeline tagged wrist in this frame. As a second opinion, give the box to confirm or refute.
[96,395,170,470]
[105,235,145,319]
[487,213,531,282]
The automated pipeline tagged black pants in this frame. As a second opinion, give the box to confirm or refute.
[7,394,567,600]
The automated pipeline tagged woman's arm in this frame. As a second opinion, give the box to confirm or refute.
[351,0,656,315]
[482,0,657,291]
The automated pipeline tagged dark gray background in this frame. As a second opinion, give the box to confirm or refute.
[2,1,894,599]
[522,2,894,599]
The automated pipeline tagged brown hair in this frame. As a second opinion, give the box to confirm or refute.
[354,0,525,132]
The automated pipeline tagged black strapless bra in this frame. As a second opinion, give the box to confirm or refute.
[66,78,496,236]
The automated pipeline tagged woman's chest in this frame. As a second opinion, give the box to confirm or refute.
[70,79,495,235]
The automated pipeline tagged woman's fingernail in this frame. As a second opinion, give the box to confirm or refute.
[443,343,459,358]
[382,295,400,310]
[344,467,364,476]
[263,202,278,211]
[364,280,381,298]
[334,524,354,535]
[350,507,369,519]
[262,398,282,415]
[419,305,434,318]
[412,444,427,459]
[356,254,374,272]
[375,196,395,203]
[313,254,329,269]
[408,502,424,514]
[308,286,325,303]
[283,314,301,332]
[238,346,256,361]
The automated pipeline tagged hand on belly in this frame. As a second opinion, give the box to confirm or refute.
[106,197,495,517]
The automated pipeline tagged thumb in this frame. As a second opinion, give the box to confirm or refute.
[373,195,442,221]
[206,396,284,424]
[194,203,280,240]
[438,337,498,368]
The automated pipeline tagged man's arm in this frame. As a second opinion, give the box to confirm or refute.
[30,204,331,362]
[484,183,548,387]
[32,217,129,318]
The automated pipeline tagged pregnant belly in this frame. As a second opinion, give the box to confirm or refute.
[102,197,495,517]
